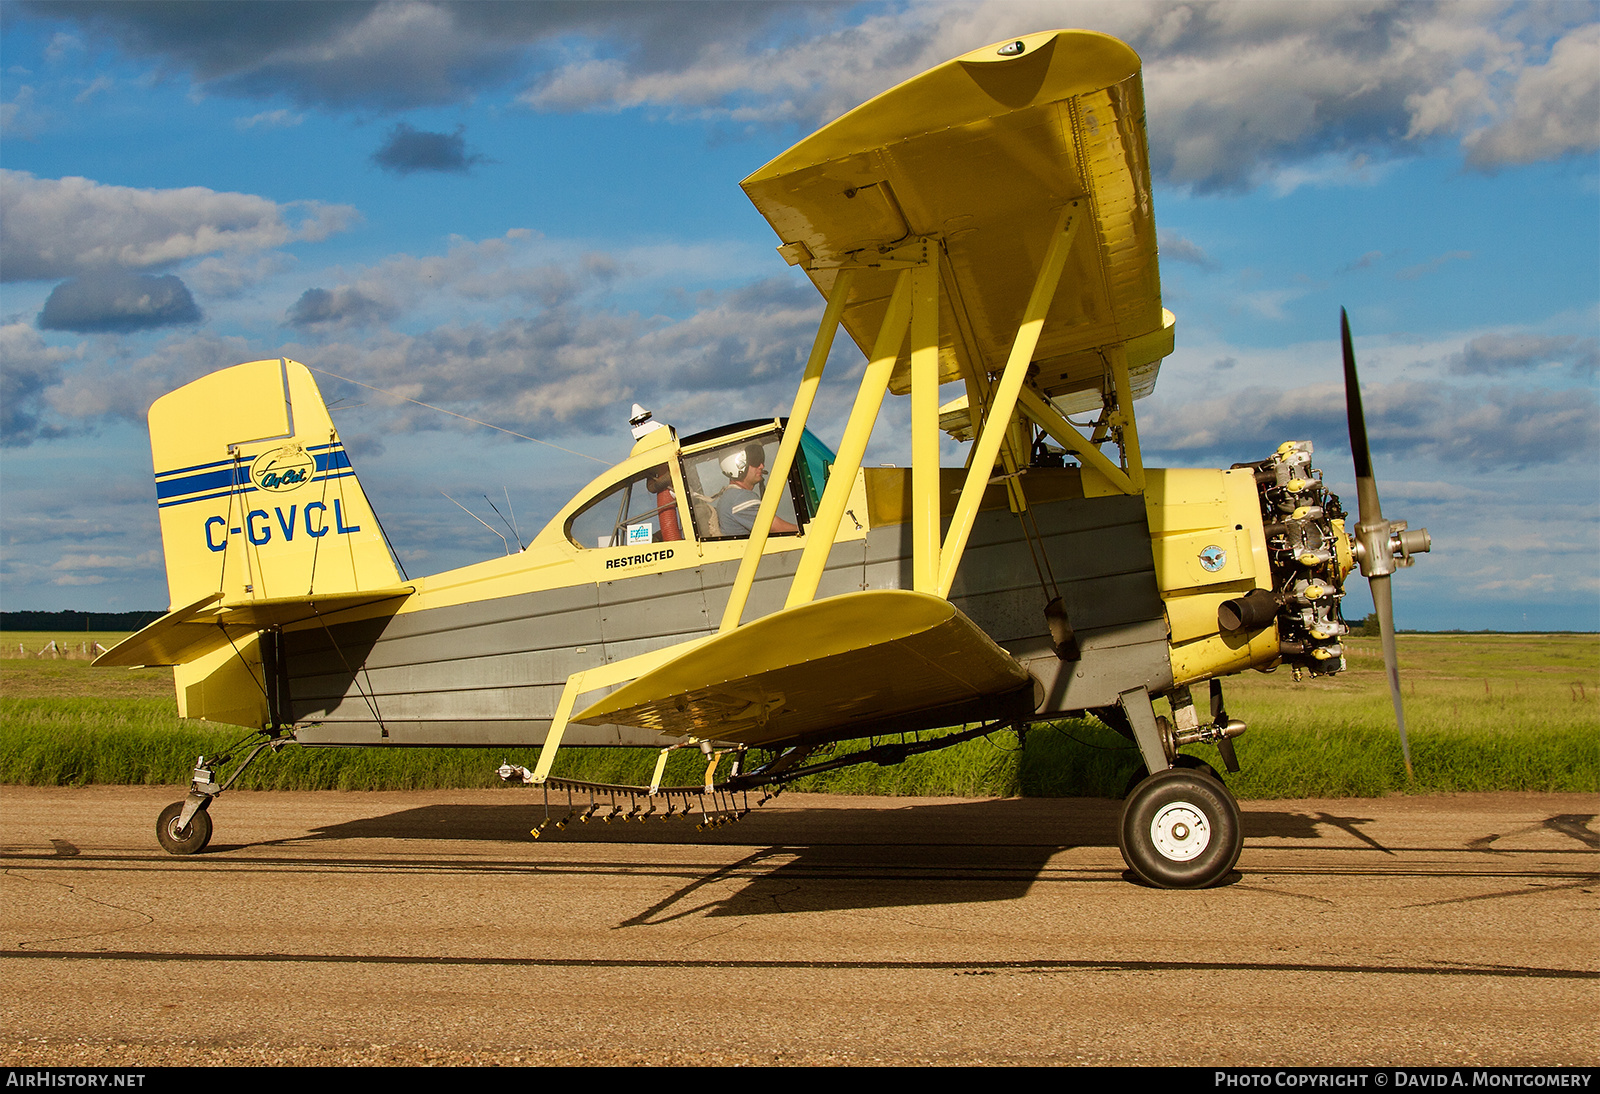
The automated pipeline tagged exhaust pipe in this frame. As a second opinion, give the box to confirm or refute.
[1218,588,1279,634]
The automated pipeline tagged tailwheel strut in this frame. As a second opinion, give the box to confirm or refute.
[155,728,293,856]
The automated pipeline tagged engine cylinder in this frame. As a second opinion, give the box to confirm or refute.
[1235,441,1352,675]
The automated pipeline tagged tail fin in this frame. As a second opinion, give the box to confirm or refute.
[96,359,408,729]
[150,358,400,609]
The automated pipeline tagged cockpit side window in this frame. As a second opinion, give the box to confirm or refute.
[565,464,686,549]
[682,429,806,541]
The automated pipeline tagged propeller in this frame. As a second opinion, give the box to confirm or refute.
[1341,308,1432,778]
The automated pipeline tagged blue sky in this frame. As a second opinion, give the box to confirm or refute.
[2,1,1596,631]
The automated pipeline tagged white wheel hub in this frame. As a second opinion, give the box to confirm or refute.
[1150,801,1211,861]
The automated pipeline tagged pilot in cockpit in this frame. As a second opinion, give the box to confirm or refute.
[716,442,798,537]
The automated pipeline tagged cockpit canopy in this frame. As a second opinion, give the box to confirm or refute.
[561,418,835,551]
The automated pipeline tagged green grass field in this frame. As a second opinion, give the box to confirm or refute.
[2,630,1595,798]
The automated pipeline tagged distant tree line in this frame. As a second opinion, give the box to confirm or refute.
[1,610,163,632]
[1350,613,1381,637]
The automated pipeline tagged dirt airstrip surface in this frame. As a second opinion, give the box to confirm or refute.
[0,786,1594,1067]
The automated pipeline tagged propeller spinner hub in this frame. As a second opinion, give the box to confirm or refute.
[1353,517,1398,578]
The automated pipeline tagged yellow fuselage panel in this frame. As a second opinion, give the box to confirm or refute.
[1143,467,1279,679]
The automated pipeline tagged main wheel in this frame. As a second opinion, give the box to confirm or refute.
[1118,769,1241,889]
[1121,753,1224,799]
[156,800,212,855]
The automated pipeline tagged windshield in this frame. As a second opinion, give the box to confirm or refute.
[679,424,836,541]
[797,427,834,516]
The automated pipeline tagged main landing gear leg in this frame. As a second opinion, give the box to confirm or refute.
[155,729,291,856]
[1114,687,1242,889]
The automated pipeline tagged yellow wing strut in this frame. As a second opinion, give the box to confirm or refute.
[785,263,916,609]
[719,268,857,632]
[936,203,1081,598]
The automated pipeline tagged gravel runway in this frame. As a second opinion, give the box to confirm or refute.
[1,786,1594,1067]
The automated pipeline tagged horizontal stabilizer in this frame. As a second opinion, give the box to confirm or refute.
[94,586,412,668]
[571,590,1031,746]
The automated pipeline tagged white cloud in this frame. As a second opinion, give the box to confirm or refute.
[43,32,82,64]
[0,171,359,282]
[38,329,256,429]
[277,230,768,339]
[1450,332,1599,377]
[1340,250,1385,273]
[1405,68,1491,140]
[1266,152,1398,197]
[185,252,295,298]
[50,551,160,572]
[520,2,1600,191]
[73,75,113,104]
[234,109,303,130]
[1142,373,1597,473]
[1157,229,1216,269]
[1233,285,1311,321]
[1395,250,1472,282]
[261,263,832,442]
[1465,23,1600,168]
[0,84,44,139]
[19,2,1596,191]
[0,322,75,446]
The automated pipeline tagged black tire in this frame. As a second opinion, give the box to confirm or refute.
[1118,769,1241,889]
[1121,753,1224,799]
[156,800,212,855]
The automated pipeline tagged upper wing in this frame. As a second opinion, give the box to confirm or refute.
[742,29,1171,410]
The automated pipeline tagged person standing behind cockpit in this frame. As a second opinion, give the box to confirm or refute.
[715,442,797,537]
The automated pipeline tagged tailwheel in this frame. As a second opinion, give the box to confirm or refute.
[1119,768,1241,889]
[156,800,213,855]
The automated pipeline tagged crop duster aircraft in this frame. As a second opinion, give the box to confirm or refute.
[98,29,1430,888]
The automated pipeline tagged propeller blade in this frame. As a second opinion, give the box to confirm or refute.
[1343,307,1421,780]
[1341,307,1384,531]
[1370,574,1413,779]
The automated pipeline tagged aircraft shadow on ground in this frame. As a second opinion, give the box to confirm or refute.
[618,842,1051,923]
[302,796,1123,848]
[302,796,1347,847]
[289,797,1367,915]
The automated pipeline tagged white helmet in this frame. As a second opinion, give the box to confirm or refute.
[720,443,765,479]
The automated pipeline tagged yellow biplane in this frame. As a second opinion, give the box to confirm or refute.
[98,29,1429,888]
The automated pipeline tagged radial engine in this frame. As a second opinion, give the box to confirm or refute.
[1221,441,1356,676]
